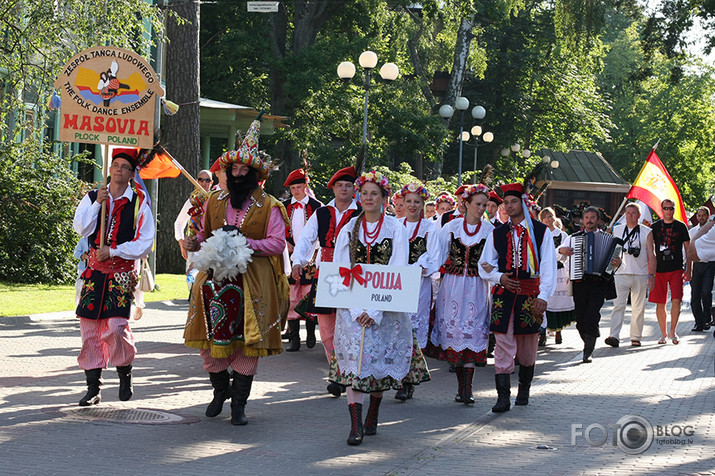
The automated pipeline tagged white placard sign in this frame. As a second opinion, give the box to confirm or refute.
[247,1,279,12]
[315,262,421,313]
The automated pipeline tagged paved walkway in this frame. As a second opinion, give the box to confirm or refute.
[0,300,713,475]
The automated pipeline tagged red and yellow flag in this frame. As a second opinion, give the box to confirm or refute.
[626,148,687,222]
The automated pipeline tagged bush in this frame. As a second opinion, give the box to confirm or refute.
[0,141,88,284]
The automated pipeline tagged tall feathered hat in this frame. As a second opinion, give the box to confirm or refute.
[218,113,270,180]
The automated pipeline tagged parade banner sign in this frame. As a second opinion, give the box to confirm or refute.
[315,262,421,313]
[53,46,163,148]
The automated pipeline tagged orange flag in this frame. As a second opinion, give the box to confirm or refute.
[138,149,181,179]
[626,148,687,222]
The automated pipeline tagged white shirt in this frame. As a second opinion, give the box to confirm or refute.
[289,195,311,241]
[74,185,154,260]
[613,223,651,275]
[291,198,359,268]
[694,222,715,262]
[174,198,192,241]
[479,218,556,302]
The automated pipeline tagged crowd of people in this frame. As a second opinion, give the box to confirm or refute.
[70,119,714,446]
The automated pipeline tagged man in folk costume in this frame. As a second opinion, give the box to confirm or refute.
[479,183,556,412]
[282,168,323,351]
[73,148,154,406]
[182,119,290,426]
[559,206,622,361]
[291,166,361,396]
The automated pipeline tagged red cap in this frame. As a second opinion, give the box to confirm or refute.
[112,148,139,169]
[283,168,308,187]
[489,191,503,204]
[500,183,524,198]
[455,185,468,198]
[209,158,221,174]
[327,166,356,189]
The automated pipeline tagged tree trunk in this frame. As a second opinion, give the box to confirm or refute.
[157,0,200,273]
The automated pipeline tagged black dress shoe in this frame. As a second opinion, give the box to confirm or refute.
[692,326,705,332]
[604,337,619,347]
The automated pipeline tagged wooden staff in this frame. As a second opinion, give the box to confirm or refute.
[99,143,109,248]
[357,326,366,376]
[163,149,208,198]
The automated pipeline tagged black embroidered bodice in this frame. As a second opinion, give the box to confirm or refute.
[408,236,427,265]
[443,234,485,277]
[355,238,392,265]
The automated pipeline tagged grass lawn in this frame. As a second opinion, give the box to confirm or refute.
[0,274,189,317]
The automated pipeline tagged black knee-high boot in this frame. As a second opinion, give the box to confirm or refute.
[286,320,301,352]
[116,365,133,401]
[492,374,511,413]
[363,395,382,435]
[514,365,534,405]
[347,403,364,445]
[79,368,103,406]
[454,366,465,402]
[206,370,231,417]
[305,319,316,349]
[230,372,253,426]
[462,367,475,405]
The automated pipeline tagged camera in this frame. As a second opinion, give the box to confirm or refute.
[627,247,641,258]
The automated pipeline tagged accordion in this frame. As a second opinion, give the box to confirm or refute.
[569,231,624,280]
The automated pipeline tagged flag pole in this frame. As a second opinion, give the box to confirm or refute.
[99,143,109,248]
[610,140,660,230]
[608,197,629,230]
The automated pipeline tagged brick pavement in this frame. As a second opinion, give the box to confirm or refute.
[0,300,712,475]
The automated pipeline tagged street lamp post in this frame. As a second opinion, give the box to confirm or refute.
[501,143,531,181]
[465,125,494,183]
[455,97,470,187]
[337,51,399,153]
[466,105,493,183]
[539,155,560,205]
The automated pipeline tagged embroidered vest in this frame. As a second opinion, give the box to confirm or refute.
[87,189,139,249]
[493,220,547,279]
[315,205,362,262]
[354,238,392,265]
[282,196,321,245]
[408,236,427,265]
[443,235,485,277]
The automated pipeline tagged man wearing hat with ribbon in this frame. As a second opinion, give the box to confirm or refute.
[291,166,361,396]
[282,168,323,352]
[182,119,290,426]
[73,147,155,406]
[479,183,556,412]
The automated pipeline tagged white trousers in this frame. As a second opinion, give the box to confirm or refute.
[608,274,648,341]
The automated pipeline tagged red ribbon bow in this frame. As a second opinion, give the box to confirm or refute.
[293,202,304,208]
[339,264,366,287]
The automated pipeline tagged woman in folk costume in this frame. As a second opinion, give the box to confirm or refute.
[329,171,430,446]
[183,118,290,426]
[539,208,575,344]
[392,182,437,401]
[425,183,494,405]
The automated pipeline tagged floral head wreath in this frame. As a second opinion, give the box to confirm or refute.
[398,182,430,201]
[459,184,489,201]
[355,170,392,196]
[434,193,456,208]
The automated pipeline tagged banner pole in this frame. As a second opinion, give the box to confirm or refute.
[357,327,366,376]
[608,196,629,230]
[100,143,109,248]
